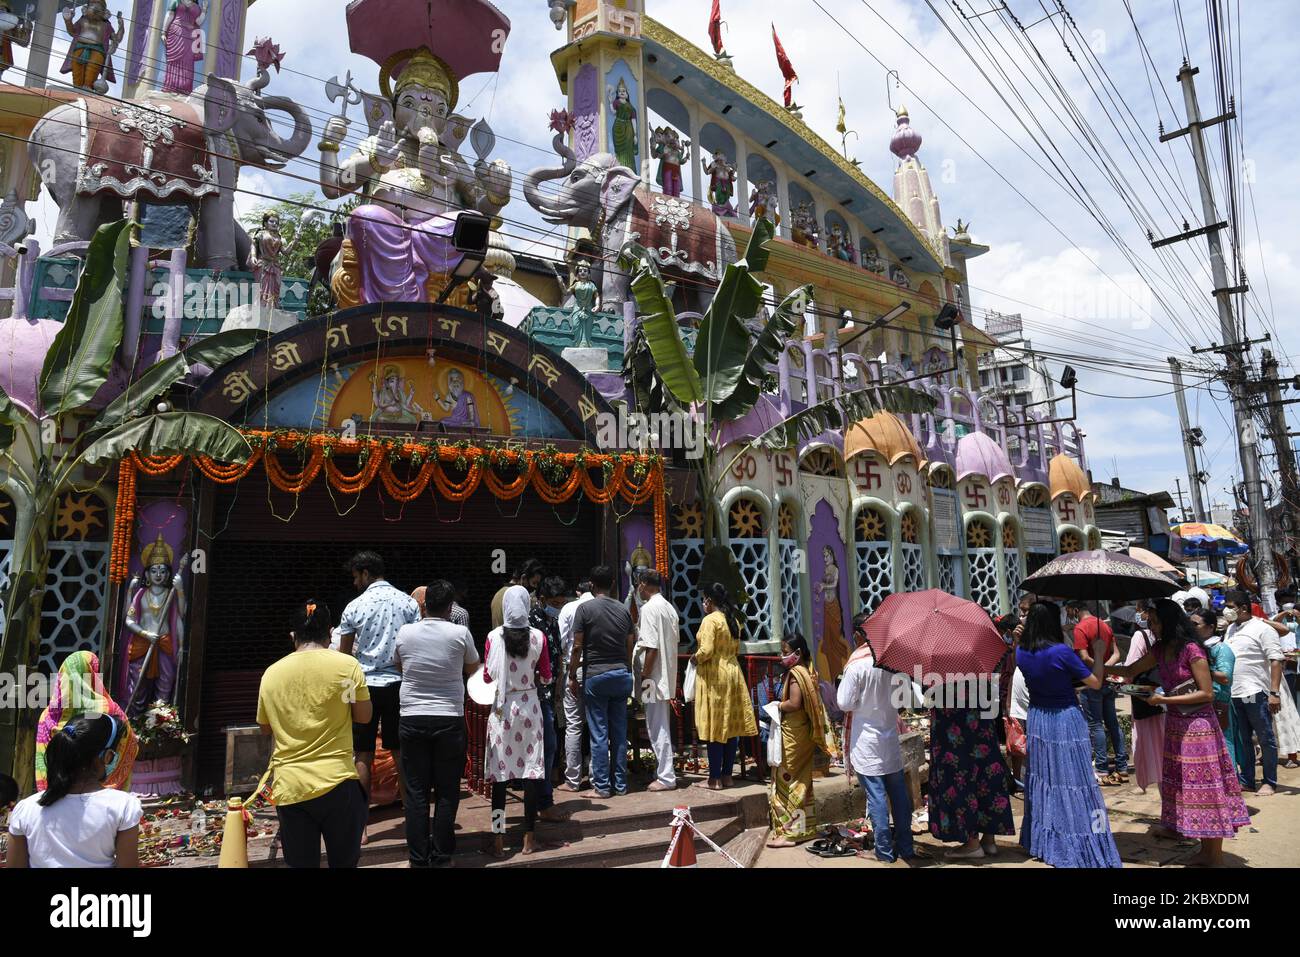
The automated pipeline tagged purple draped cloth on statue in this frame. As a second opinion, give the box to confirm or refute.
[161,2,203,94]
[349,204,465,304]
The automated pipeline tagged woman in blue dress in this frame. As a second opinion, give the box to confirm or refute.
[1017,600,1122,868]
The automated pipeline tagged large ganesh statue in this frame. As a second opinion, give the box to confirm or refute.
[320,0,513,307]
[28,41,311,270]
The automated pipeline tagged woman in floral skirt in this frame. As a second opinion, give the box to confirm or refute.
[927,701,1015,860]
[1110,598,1249,866]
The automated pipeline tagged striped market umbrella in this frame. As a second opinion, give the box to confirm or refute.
[1024,549,1182,602]
[1171,522,1248,556]
[863,589,1008,684]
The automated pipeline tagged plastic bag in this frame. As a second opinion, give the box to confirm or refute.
[682,660,697,703]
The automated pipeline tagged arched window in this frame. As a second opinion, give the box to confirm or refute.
[728,496,773,643]
[900,507,928,592]
[776,501,804,641]
[44,490,112,672]
[670,501,706,637]
[855,505,894,612]
[966,518,999,614]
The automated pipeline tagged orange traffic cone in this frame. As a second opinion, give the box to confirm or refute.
[217,797,248,868]
[663,805,698,868]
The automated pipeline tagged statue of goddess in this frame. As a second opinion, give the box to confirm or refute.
[123,536,189,714]
[568,260,600,348]
[319,47,512,304]
[609,78,639,171]
[750,180,778,225]
[60,1,125,92]
[160,0,205,95]
[249,210,284,312]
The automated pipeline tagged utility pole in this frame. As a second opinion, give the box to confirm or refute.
[1168,357,1208,521]
[1260,349,1300,572]
[1173,478,1190,523]
[1155,61,1279,611]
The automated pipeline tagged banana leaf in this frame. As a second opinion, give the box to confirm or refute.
[38,221,131,418]
[692,217,776,404]
[620,242,703,406]
[0,384,18,451]
[752,382,937,451]
[92,328,267,431]
[714,283,810,422]
[80,411,253,467]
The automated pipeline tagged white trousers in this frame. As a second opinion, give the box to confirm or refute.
[563,664,586,788]
[644,699,676,787]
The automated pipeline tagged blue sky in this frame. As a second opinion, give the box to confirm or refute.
[19,0,1296,516]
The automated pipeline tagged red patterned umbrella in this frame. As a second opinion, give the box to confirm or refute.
[864,589,1007,684]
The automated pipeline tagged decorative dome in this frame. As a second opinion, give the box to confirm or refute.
[845,411,925,466]
[955,431,1013,484]
[0,315,61,417]
[890,105,922,160]
[1048,454,1092,503]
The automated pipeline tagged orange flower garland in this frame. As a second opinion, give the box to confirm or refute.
[111,431,669,582]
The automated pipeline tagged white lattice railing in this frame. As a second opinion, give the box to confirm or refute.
[670,539,705,642]
[856,542,894,613]
[901,544,927,592]
[730,539,773,643]
[41,541,111,671]
[778,539,804,641]
[969,548,1000,615]
[1005,550,1023,604]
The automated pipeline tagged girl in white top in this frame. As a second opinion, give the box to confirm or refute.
[7,714,142,868]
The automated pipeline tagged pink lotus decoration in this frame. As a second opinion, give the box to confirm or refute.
[548,108,574,134]
[246,37,285,74]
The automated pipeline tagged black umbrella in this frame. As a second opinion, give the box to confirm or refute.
[1023,549,1182,602]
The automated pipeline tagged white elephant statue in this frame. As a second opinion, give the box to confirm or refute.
[523,130,737,314]
[29,68,312,271]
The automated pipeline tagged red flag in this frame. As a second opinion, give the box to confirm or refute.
[772,24,798,107]
[709,0,724,55]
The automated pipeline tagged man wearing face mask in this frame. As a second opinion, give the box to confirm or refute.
[1067,601,1128,785]
[1223,589,1285,795]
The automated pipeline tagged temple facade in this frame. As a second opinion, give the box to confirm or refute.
[0,0,1095,792]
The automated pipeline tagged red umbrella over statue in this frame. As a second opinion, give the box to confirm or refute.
[863,590,1009,686]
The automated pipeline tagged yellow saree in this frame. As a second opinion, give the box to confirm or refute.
[770,664,834,842]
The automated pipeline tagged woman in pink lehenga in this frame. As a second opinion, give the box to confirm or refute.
[1125,599,1166,794]
[160,0,204,95]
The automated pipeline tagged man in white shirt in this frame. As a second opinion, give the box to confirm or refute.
[557,579,594,791]
[1224,589,1285,795]
[836,612,921,863]
[634,570,679,791]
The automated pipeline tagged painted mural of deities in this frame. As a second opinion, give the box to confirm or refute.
[809,499,853,683]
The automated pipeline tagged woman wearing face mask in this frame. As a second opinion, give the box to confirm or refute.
[7,713,142,867]
[1110,599,1249,866]
[767,635,834,847]
[1190,607,1238,770]
[1123,600,1166,795]
[530,576,568,816]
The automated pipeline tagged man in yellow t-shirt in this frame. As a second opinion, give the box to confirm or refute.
[257,600,373,868]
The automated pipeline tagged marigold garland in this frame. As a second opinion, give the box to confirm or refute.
[112,431,668,582]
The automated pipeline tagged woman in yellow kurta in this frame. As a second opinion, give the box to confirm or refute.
[768,635,834,846]
[692,582,758,789]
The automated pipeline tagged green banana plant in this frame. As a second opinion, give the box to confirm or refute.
[0,220,265,790]
[619,216,936,623]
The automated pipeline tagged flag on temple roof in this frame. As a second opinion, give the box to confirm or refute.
[772,24,798,107]
[709,0,724,55]
[836,97,847,135]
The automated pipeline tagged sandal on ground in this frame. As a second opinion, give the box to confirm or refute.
[815,839,857,858]
[1099,773,1123,786]
[980,838,999,857]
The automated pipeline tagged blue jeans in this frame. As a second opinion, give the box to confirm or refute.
[858,770,913,862]
[584,668,632,795]
[537,697,558,810]
[1080,685,1128,773]
[1233,692,1279,790]
[706,739,738,782]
